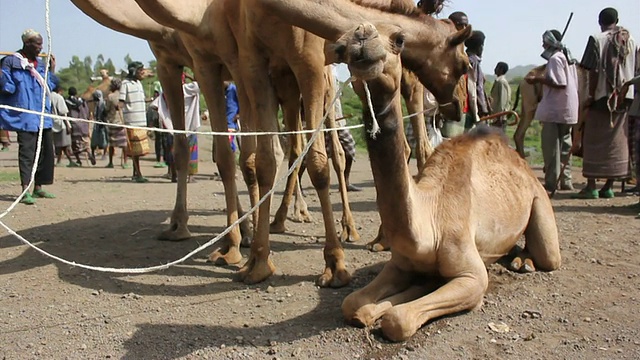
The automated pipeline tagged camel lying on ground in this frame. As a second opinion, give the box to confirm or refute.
[329,22,562,342]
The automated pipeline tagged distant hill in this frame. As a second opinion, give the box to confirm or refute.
[485,64,539,82]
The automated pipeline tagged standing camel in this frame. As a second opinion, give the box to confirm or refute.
[327,21,561,342]
[133,0,470,287]
[71,0,256,260]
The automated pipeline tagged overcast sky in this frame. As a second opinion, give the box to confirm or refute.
[1,0,638,80]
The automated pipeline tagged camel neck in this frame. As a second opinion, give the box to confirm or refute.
[363,83,414,229]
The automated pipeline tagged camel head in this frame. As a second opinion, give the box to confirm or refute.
[402,20,472,120]
[330,23,404,86]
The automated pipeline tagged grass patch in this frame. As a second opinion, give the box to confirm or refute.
[0,171,20,182]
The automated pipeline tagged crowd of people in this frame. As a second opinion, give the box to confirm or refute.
[0,5,639,214]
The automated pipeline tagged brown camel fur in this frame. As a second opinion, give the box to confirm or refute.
[330,23,562,342]
[513,64,588,159]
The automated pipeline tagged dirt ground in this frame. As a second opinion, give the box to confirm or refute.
[0,131,639,360]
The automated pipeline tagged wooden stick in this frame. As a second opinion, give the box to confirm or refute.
[478,110,520,126]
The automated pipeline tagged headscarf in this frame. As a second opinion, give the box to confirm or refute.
[93,90,106,122]
[541,30,576,64]
[127,61,144,79]
[109,78,122,92]
[21,29,41,43]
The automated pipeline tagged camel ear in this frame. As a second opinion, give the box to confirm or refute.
[447,24,472,47]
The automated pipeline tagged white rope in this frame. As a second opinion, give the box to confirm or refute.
[0,77,356,274]
[0,0,53,220]
[362,81,380,139]
[0,104,364,136]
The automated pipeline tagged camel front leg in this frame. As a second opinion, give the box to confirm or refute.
[401,72,433,173]
[236,58,278,284]
[296,63,350,287]
[379,246,488,342]
[327,127,360,242]
[197,66,243,265]
[292,178,312,222]
[271,69,305,233]
[156,62,191,241]
[342,260,414,327]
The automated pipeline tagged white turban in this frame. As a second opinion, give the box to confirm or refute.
[21,29,41,43]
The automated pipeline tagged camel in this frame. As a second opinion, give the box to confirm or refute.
[513,64,589,159]
[133,0,470,287]
[324,21,562,342]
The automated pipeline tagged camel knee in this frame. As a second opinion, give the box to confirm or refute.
[342,291,376,327]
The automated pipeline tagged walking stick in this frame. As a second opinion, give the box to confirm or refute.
[478,110,520,126]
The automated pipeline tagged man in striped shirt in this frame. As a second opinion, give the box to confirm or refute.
[119,61,150,182]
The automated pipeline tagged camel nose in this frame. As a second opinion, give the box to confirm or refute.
[354,23,378,41]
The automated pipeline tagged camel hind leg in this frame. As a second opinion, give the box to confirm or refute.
[511,195,561,272]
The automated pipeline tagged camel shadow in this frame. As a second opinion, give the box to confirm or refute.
[553,202,639,216]
[0,210,361,294]
[119,262,384,359]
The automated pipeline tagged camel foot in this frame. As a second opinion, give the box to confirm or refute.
[207,245,243,266]
[291,210,312,223]
[380,306,419,342]
[509,254,536,273]
[317,266,352,288]
[269,220,287,234]
[340,224,361,243]
[344,302,379,328]
[157,224,192,241]
[366,237,390,252]
[235,257,276,284]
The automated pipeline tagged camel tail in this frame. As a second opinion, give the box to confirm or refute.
[512,85,521,112]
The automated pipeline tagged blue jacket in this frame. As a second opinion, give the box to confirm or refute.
[225,83,239,131]
[0,54,59,132]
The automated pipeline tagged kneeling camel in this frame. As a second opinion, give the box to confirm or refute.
[331,22,562,342]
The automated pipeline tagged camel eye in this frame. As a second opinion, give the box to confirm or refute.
[394,33,405,48]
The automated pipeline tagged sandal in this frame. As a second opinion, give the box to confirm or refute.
[122,163,131,169]
[105,163,114,168]
[599,188,615,199]
[66,161,80,168]
[133,176,149,183]
[571,189,599,199]
[20,193,36,205]
[33,189,56,199]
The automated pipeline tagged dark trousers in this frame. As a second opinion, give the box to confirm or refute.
[154,131,164,162]
[17,129,55,187]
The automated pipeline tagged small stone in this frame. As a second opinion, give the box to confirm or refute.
[266,286,275,294]
[292,347,302,357]
[91,290,99,296]
[584,317,592,322]
[490,339,497,344]
[80,344,87,350]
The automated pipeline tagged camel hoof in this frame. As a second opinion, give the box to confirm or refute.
[292,211,313,223]
[366,242,389,252]
[269,221,287,234]
[341,225,361,243]
[317,268,352,288]
[157,226,192,241]
[510,256,536,273]
[235,258,276,284]
[207,246,243,265]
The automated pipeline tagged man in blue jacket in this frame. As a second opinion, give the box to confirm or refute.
[0,29,59,205]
